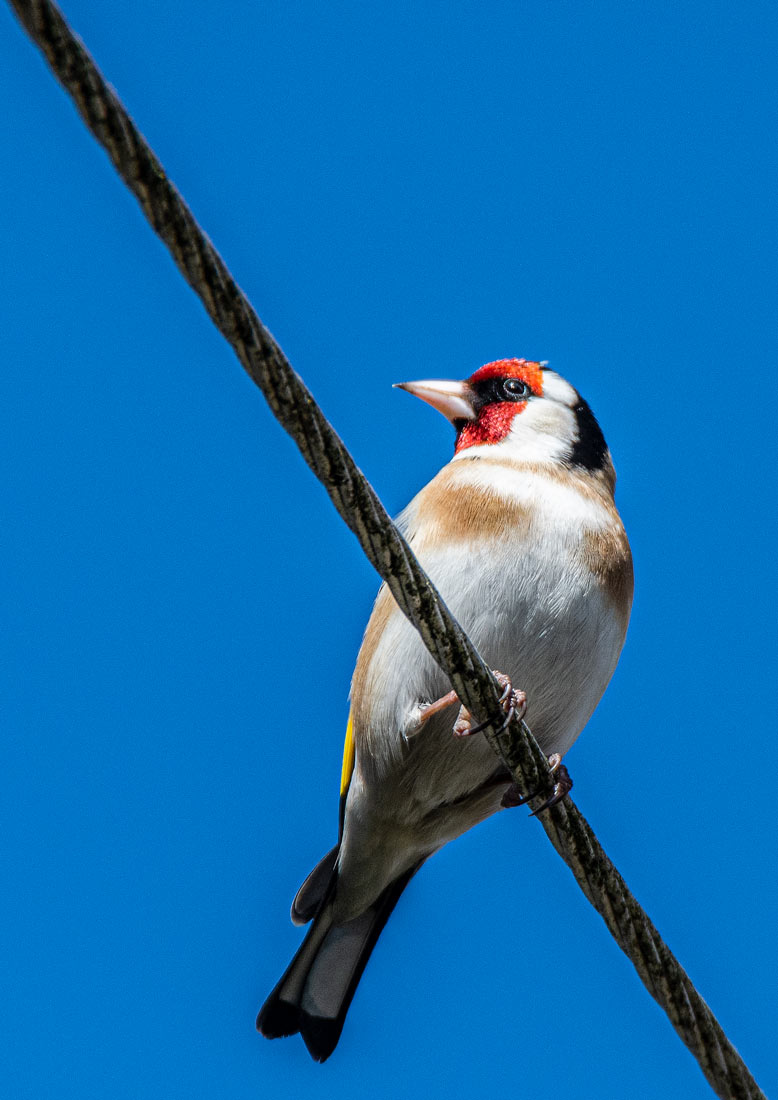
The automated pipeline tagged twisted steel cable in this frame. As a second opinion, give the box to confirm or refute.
[6,2,765,1096]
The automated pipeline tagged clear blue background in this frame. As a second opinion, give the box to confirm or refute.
[2,2,776,1097]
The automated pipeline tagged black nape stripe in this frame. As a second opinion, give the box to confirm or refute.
[569,394,608,472]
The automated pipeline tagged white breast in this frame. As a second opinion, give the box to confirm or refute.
[354,457,630,774]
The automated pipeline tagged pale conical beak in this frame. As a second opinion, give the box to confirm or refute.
[393,379,477,422]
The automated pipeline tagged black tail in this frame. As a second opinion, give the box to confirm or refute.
[257,865,419,1062]
[290,844,339,926]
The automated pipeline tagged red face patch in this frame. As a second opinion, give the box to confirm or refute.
[455,359,544,453]
[467,358,545,392]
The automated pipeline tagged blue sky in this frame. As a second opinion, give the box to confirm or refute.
[2,1,777,1096]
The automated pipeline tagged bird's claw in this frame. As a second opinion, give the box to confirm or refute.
[452,672,527,738]
[529,760,573,815]
[500,753,573,814]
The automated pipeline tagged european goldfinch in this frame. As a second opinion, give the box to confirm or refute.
[257,358,633,1061]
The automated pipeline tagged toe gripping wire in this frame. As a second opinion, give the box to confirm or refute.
[463,681,519,737]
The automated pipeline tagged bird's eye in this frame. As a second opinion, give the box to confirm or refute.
[501,378,531,400]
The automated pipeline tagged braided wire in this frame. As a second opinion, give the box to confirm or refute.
[7,2,765,1096]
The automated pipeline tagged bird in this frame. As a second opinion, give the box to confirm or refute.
[257,358,633,1061]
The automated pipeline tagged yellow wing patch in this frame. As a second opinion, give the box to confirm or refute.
[339,710,356,798]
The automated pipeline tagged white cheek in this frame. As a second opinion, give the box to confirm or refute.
[510,402,573,460]
[450,400,575,465]
[540,371,578,405]
[521,400,571,435]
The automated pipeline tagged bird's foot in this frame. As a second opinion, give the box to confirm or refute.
[452,671,527,739]
[500,753,573,814]
[406,689,460,738]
